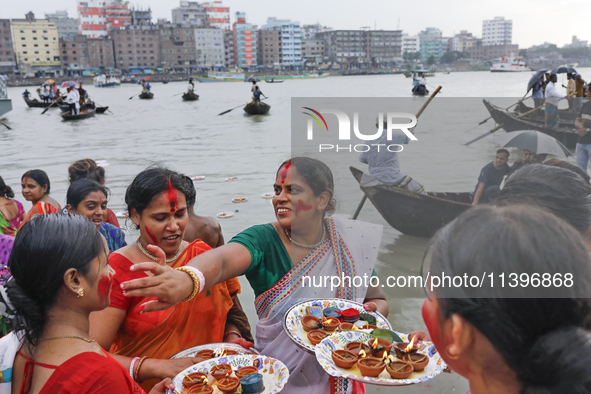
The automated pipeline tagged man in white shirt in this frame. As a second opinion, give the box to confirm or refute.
[65,87,78,115]
[544,74,563,127]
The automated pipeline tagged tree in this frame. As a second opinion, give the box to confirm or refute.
[439,51,468,64]
[403,51,421,62]
[427,55,436,65]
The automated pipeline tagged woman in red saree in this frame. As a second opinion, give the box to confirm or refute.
[2,214,173,394]
[90,167,252,392]
[19,170,60,229]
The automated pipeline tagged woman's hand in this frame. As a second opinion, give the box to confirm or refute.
[141,357,205,382]
[226,335,255,349]
[407,330,431,342]
[121,245,193,313]
[149,378,174,394]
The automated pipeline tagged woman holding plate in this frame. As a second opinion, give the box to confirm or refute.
[120,157,389,394]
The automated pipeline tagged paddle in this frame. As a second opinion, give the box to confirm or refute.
[218,97,269,116]
[129,93,140,100]
[352,86,443,220]
[464,92,577,146]
[41,96,64,115]
[0,120,11,130]
[475,93,529,127]
[172,92,184,97]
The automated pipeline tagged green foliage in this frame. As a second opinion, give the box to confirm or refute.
[359,313,377,326]
[403,51,422,62]
[439,51,468,64]
[370,329,403,343]
[427,55,436,65]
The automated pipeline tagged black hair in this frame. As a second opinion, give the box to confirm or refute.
[544,158,591,185]
[125,166,193,228]
[0,176,14,199]
[68,158,106,185]
[496,148,510,158]
[181,175,197,208]
[21,170,51,195]
[496,164,591,235]
[6,214,106,347]
[427,205,591,393]
[66,179,110,209]
[277,157,336,215]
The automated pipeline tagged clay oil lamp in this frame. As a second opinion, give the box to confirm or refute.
[339,322,354,330]
[211,364,233,381]
[235,366,259,379]
[188,384,214,394]
[403,353,429,372]
[224,349,239,356]
[344,341,370,355]
[196,349,215,359]
[331,349,358,369]
[307,329,329,345]
[394,334,419,359]
[240,373,265,394]
[301,315,322,332]
[386,360,414,379]
[321,317,340,332]
[341,308,360,323]
[183,372,208,389]
[366,337,392,357]
[357,355,387,377]
[354,321,379,330]
[216,374,240,394]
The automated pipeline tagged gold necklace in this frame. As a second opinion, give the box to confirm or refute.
[40,336,97,344]
[137,237,183,263]
[284,223,326,249]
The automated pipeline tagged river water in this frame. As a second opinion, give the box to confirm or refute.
[1,69,589,393]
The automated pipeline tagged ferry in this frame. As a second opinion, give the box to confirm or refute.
[195,68,246,82]
[93,73,121,88]
[260,73,329,81]
[490,56,529,72]
[0,76,12,118]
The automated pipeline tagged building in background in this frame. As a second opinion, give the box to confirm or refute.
[418,27,446,63]
[447,30,476,52]
[45,11,78,38]
[111,25,161,70]
[367,30,402,67]
[171,1,207,27]
[224,29,234,67]
[0,19,16,74]
[482,17,512,46]
[105,4,131,31]
[88,36,115,69]
[233,12,257,68]
[316,30,369,68]
[77,0,107,38]
[258,27,281,68]
[301,23,332,40]
[158,22,196,71]
[466,41,519,62]
[130,7,152,26]
[12,12,61,75]
[202,1,230,30]
[564,35,589,49]
[194,28,225,67]
[59,35,89,73]
[402,34,420,54]
[261,18,301,69]
[300,38,325,69]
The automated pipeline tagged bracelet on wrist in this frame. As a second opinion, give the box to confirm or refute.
[129,357,140,380]
[175,267,200,302]
[223,330,242,341]
[134,356,149,383]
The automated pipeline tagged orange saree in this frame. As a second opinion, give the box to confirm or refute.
[108,240,240,390]
[19,202,61,229]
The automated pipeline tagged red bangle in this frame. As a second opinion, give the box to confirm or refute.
[223,331,242,341]
[134,356,149,382]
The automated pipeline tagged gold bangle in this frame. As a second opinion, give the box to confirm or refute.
[176,267,200,303]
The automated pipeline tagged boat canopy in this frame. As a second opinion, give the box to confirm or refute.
[411,69,431,73]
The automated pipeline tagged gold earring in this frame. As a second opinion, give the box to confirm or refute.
[77,288,84,298]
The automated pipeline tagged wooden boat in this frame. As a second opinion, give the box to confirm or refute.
[483,100,579,149]
[514,101,577,124]
[264,80,284,83]
[24,97,53,108]
[61,110,96,121]
[60,102,95,113]
[412,86,429,96]
[95,106,108,114]
[162,80,169,84]
[182,92,199,101]
[139,92,154,99]
[243,101,270,115]
[350,167,472,237]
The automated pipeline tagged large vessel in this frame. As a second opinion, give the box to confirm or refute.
[196,68,246,82]
[0,77,12,118]
[490,56,529,72]
[93,73,121,88]
[261,73,328,81]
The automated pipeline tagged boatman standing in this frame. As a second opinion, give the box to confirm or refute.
[252,86,266,104]
[65,87,79,115]
[359,118,426,194]
[544,73,564,128]
[187,78,195,94]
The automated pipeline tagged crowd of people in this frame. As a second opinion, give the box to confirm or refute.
[1,152,591,393]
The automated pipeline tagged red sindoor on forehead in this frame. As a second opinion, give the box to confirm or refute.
[279,160,291,184]
[167,178,177,212]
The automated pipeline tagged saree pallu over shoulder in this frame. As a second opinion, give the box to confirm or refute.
[19,202,60,230]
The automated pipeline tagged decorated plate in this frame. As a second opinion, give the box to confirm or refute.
[232,197,248,203]
[283,298,392,354]
[170,343,259,359]
[261,193,274,199]
[193,176,205,181]
[225,177,238,182]
[115,211,128,218]
[169,354,289,394]
[216,212,234,219]
[315,331,445,386]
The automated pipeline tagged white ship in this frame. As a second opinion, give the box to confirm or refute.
[0,77,12,118]
[490,56,529,72]
[93,73,121,88]
[196,68,246,82]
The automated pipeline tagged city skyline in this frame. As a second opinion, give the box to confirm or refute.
[1,0,589,48]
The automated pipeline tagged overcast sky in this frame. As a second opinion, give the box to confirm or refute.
[1,0,589,48]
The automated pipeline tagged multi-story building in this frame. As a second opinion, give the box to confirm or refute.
[466,41,519,62]
[194,28,225,67]
[158,23,196,70]
[300,38,325,67]
[59,35,90,72]
[482,17,512,46]
[77,0,108,39]
[301,24,332,40]
[224,29,234,67]
[45,11,78,38]
[258,28,281,67]
[564,35,589,49]
[105,4,131,31]
[171,1,207,27]
[367,30,402,66]
[130,7,152,26]
[0,20,16,73]
[202,1,230,30]
[233,12,256,68]
[88,36,115,69]
[316,30,369,68]
[111,25,161,70]
[261,18,301,68]
[418,27,446,63]
[447,30,476,52]
[402,34,420,54]
[12,13,61,74]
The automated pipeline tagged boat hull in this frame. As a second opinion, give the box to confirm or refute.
[61,110,96,121]
[243,102,270,115]
[139,92,154,99]
[24,97,53,108]
[182,92,199,101]
[94,83,121,88]
[0,99,12,118]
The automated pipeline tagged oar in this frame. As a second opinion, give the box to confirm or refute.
[172,92,184,97]
[0,120,11,130]
[464,92,577,146]
[218,97,268,116]
[41,97,64,115]
[129,93,140,100]
[352,86,442,220]
[475,92,530,127]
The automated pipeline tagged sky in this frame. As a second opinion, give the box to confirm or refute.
[1,0,589,48]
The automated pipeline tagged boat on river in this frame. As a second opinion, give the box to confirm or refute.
[23,97,54,108]
[196,68,246,82]
[60,101,96,113]
[244,101,270,115]
[61,110,95,121]
[93,73,120,88]
[514,101,577,124]
[483,100,578,149]
[350,167,472,237]
[490,56,529,72]
[182,92,199,101]
[139,92,154,99]
[260,73,328,81]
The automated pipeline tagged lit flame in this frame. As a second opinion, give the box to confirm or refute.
[404,334,417,353]
[358,350,367,358]
[381,351,388,360]
[220,350,227,357]
[371,338,379,349]
[352,325,358,330]
[203,377,208,384]
[387,354,395,364]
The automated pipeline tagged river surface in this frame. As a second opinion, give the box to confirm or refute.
[1,69,589,393]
